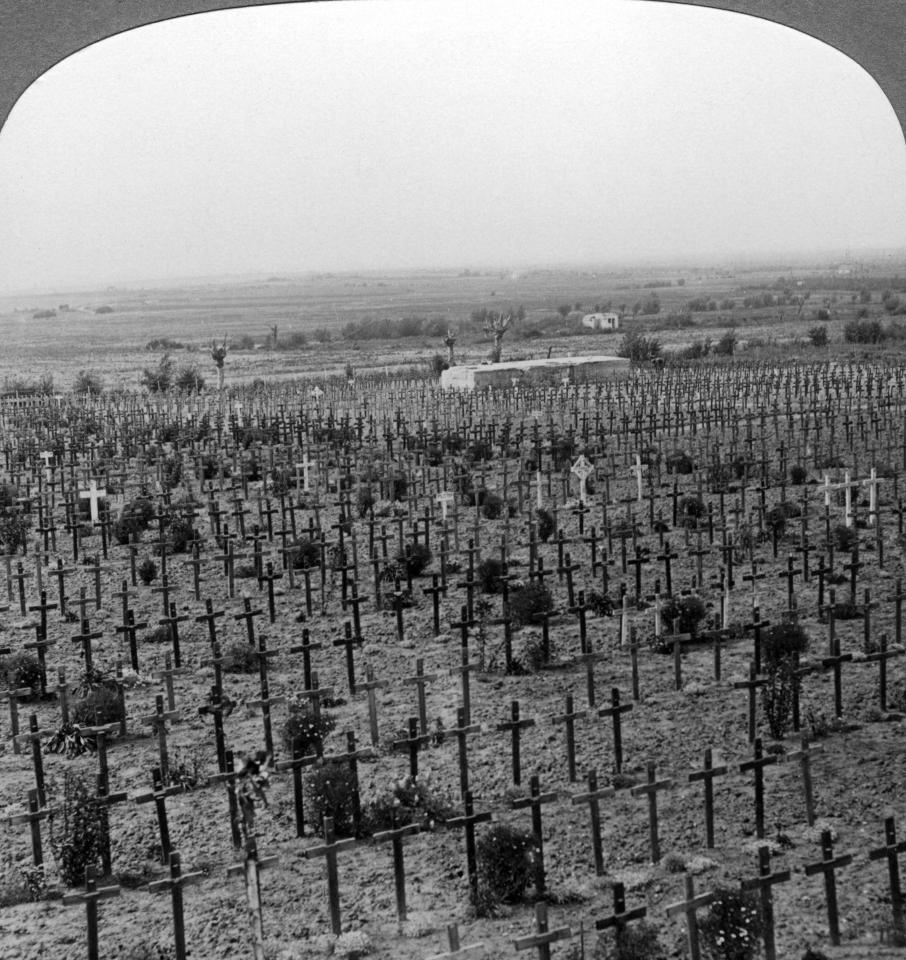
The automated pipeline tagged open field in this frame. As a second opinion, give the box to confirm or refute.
[3,262,906,391]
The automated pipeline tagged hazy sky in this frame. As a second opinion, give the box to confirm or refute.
[0,0,905,293]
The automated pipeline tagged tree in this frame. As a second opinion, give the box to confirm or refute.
[557,304,571,319]
[618,330,661,362]
[443,329,457,365]
[808,326,829,347]
[211,337,228,391]
[141,353,174,393]
[485,313,512,363]
[859,287,872,303]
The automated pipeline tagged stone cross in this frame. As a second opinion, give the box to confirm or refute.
[79,479,107,523]
[570,455,594,505]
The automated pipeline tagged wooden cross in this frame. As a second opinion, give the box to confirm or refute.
[739,737,777,840]
[741,846,791,960]
[303,816,357,935]
[804,829,853,946]
[425,923,485,960]
[134,766,183,864]
[688,748,728,848]
[79,479,107,523]
[571,769,615,876]
[14,714,49,806]
[333,621,360,694]
[402,658,437,737]
[1,679,32,754]
[665,873,715,960]
[630,760,673,863]
[734,661,768,743]
[513,901,572,960]
[786,737,822,826]
[496,699,535,786]
[147,850,204,960]
[62,866,121,960]
[597,687,633,774]
[153,653,189,714]
[394,716,430,778]
[869,815,906,936]
[226,835,279,953]
[139,694,180,784]
[868,632,903,712]
[372,816,421,924]
[822,636,853,720]
[445,790,492,900]
[448,706,482,796]
[274,737,320,838]
[511,775,558,895]
[594,881,647,936]
[10,788,54,867]
[553,694,585,783]
[247,634,284,757]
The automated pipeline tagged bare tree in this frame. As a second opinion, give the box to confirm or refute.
[211,337,228,391]
[443,329,457,365]
[484,314,511,364]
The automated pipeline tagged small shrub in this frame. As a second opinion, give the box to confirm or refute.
[535,508,555,542]
[697,886,763,960]
[808,326,828,347]
[508,582,554,628]
[666,450,694,474]
[223,640,260,674]
[762,622,809,667]
[833,525,857,551]
[660,595,707,638]
[482,493,505,519]
[288,538,321,569]
[49,770,108,887]
[789,464,808,484]
[477,557,506,593]
[141,353,175,393]
[396,542,432,578]
[166,516,195,553]
[844,318,884,343]
[0,652,43,697]
[281,694,336,757]
[71,684,125,726]
[307,763,358,838]
[678,495,706,528]
[593,919,667,959]
[73,370,104,395]
[138,558,158,584]
[474,823,538,914]
[364,775,459,833]
[0,510,31,553]
[174,365,205,393]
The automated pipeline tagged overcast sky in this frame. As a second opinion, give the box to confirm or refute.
[0,0,904,293]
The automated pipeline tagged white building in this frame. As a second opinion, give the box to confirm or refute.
[581,312,620,331]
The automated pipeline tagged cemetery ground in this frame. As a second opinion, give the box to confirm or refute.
[4,270,906,959]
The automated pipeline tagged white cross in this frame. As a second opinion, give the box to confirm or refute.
[824,471,860,527]
[79,479,107,523]
[311,386,324,400]
[39,450,53,481]
[436,491,454,521]
[234,401,243,417]
[296,456,312,492]
[570,455,594,505]
[536,470,544,509]
[861,468,880,526]
[629,454,647,503]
